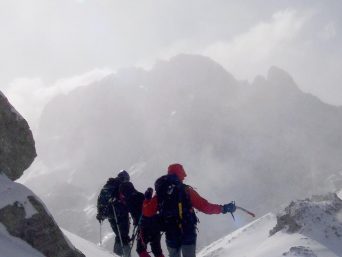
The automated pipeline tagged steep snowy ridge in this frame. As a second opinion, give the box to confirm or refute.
[62,229,117,257]
[198,192,342,257]
[199,213,277,257]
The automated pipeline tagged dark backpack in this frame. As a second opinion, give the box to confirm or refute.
[154,174,196,230]
[97,178,121,219]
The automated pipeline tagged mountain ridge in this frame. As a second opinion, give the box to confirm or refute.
[20,54,342,249]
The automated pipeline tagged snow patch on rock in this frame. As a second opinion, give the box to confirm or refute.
[0,174,37,218]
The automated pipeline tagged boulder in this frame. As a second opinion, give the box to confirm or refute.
[0,91,36,180]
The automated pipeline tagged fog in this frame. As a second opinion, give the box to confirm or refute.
[17,55,342,250]
[2,0,342,252]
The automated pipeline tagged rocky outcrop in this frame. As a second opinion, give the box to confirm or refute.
[0,91,85,257]
[270,193,342,235]
[270,193,342,256]
[0,91,36,180]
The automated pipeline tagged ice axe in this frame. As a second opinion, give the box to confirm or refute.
[227,202,255,221]
[236,206,256,218]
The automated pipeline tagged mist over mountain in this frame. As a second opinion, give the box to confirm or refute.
[20,54,342,249]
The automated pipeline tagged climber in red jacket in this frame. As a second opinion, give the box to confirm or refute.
[143,163,236,257]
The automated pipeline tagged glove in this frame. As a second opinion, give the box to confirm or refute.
[222,201,236,214]
[109,197,117,203]
[144,187,153,200]
[96,213,104,223]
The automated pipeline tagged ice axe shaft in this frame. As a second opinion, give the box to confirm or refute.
[236,206,256,217]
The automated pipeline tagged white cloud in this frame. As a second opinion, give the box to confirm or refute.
[135,39,202,70]
[319,22,337,41]
[202,9,310,81]
[4,68,113,135]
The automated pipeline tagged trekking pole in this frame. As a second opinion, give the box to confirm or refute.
[112,200,125,257]
[128,225,139,257]
[99,221,102,246]
[236,206,256,218]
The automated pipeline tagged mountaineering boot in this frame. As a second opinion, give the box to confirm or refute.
[123,244,131,257]
[113,240,123,256]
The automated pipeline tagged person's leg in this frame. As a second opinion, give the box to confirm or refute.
[118,213,131,257]
[167,246,181,257]
[181,244,196,257]
[150,232,164,257]
[136,230,150,257]
[109,219,123,255]
[181,225,197,257]
[109,217,130,257]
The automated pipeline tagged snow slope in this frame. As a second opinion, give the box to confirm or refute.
[199,214,339,257]
[62,229,116,257]
[199,193,342,257]
[199,213,277,257]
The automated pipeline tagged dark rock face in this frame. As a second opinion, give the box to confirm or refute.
[0,91,36,180]
[0,194,85,257]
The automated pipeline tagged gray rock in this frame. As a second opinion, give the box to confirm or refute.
[0,91,36,180]
[282,246,317,257]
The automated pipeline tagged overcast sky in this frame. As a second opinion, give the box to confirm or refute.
[1,0,342,118]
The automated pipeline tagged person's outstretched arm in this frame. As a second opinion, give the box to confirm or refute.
[187,187,222,214]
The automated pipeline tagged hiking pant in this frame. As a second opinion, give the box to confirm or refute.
[136,228,163,257]
[167,245,196,257]
[109,217,130,257]
[164,223,197,257]
[114,241,131,257]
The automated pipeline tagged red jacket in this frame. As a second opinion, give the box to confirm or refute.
[142,186,222,217]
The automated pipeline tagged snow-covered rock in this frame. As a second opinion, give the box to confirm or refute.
[0,174,85,257]
[0,223,45,257]
[199,192,342,257]
[270,193,342,255]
